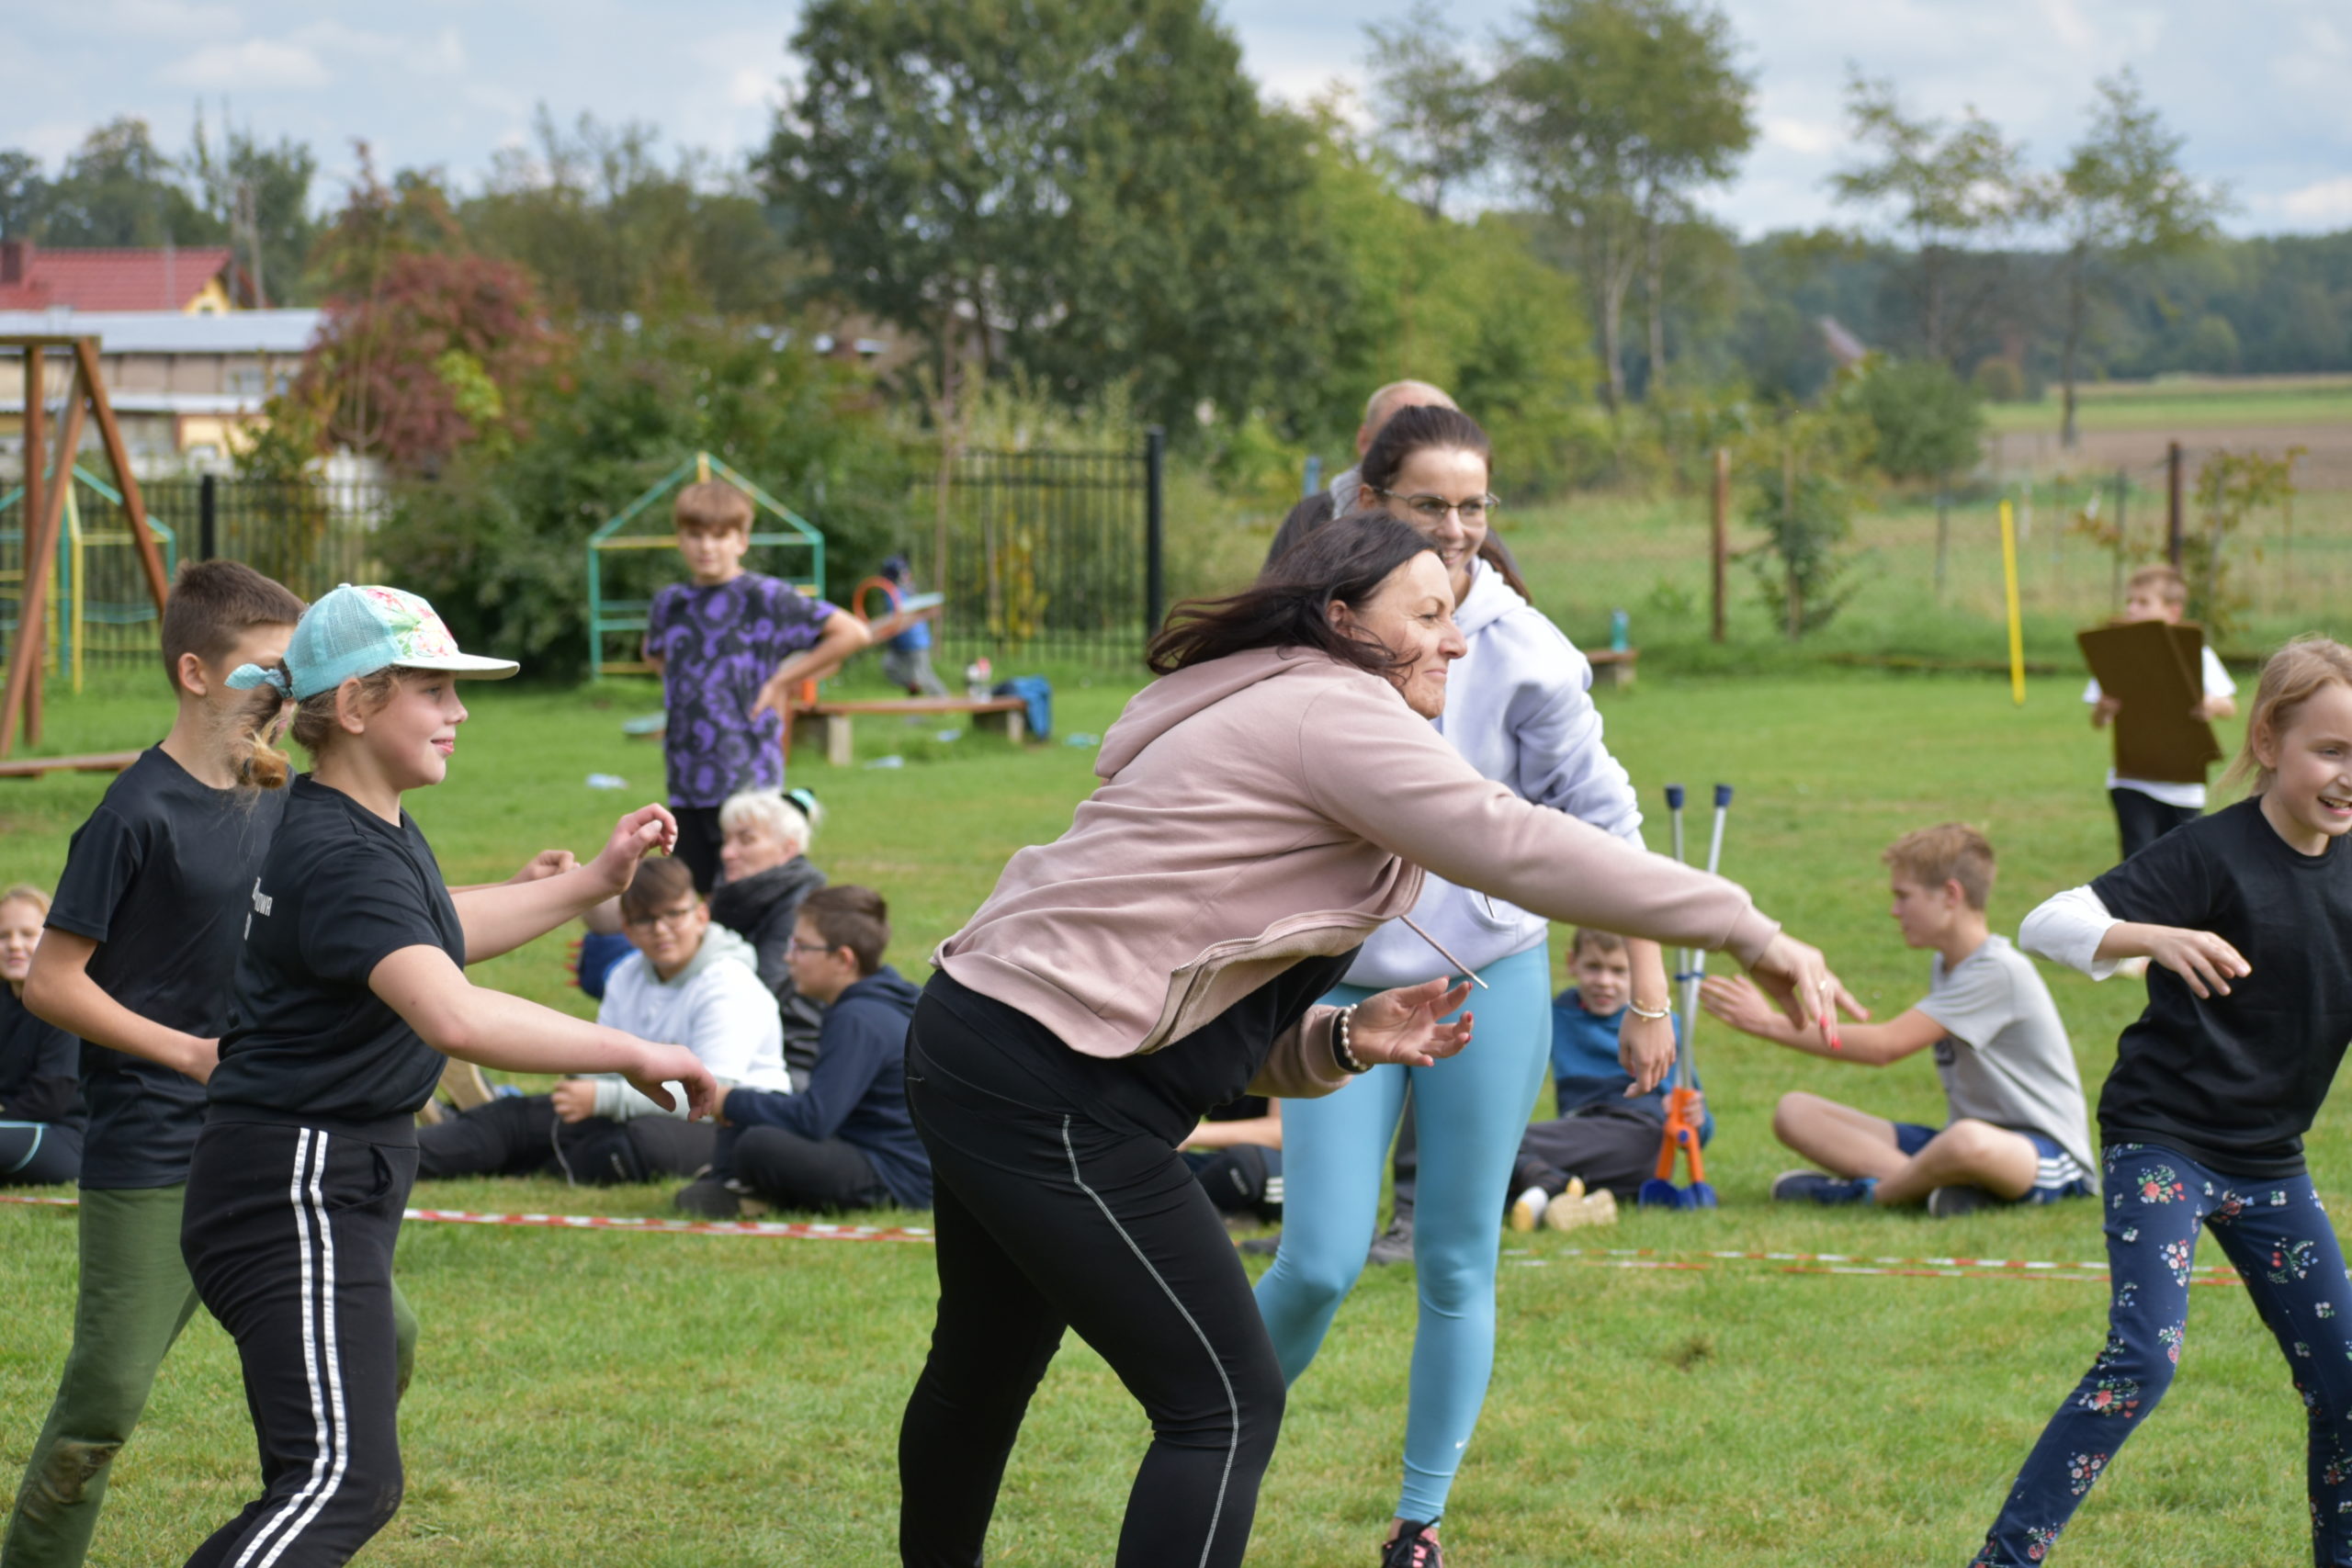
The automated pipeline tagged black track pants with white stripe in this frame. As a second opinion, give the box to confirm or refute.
[179,1119,415,1568]
[898,1020,1285,1568]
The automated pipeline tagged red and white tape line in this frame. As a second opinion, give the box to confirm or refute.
[0,1195,2252,1286]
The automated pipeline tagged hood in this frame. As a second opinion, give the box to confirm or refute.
[837,964,922,1015]
[707,854,825,930]
[1453,555,1526,641]
[660,919,759,988]
[1097,646,1344,779]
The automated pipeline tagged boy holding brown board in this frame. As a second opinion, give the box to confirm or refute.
[2080,563,2237,864]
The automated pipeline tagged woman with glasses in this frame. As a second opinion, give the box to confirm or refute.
[1254,405,1670,1568]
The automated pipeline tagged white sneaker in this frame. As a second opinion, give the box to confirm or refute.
[1509,1186,1549,1232]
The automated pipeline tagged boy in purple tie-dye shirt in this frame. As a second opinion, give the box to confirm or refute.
[644,480,869,890]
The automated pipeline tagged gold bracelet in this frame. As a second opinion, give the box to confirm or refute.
[1625,999,1672,1021]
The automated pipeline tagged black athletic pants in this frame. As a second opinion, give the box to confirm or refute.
[898,1000,1285,1568]
[415,1092,716,1184]
[734,1124,891,1211]
[672,806,726,894]
[180,1117,416,1567]
[1511,1100,1669,1202]
[2111,786,2199,864]
[0,1120,82,1185]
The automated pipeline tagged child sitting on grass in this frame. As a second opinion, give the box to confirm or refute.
[1701,823,2097,1216]
[643,479,869,892]
[1506,927,1696,1230]
[0,884,82,1188]
[2086,562,2238,863]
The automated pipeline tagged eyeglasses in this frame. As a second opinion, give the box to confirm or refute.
[1374,489,1498,524]
[624,905,702,931]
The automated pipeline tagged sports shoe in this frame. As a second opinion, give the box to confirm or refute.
[1238,1234,1282,1258]
[1509,1185,1550,1233]
[1544,1185,1619,1232]
[673,1178,741,1219]
[1771,1169,1879,1205]
[1928,1184,1997,1218]
[1366,1218,1415,1267]
[1382,1520,1443,1567]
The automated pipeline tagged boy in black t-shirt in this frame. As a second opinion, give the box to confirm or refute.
[176,584,715,1567]
[0,562,379,1568]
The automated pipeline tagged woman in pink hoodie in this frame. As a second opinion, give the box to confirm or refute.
[896,516,1852,1568]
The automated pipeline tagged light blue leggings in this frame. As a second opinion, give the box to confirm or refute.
[1254,942,1553,1521]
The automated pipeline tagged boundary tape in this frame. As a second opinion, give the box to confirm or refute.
[0,1195,2250,1286]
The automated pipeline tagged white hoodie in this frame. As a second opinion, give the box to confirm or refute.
[589,922,792,1120]
[1345,558,1644,987]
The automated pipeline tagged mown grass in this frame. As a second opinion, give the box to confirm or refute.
[1,655,2342,1565]
[1985,378,2352,435]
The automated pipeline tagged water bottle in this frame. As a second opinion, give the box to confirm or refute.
[1609,608,1630,652]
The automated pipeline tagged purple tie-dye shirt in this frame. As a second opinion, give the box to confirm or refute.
[647,573,840,807]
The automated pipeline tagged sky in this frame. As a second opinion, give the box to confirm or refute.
[10,0,2352,240]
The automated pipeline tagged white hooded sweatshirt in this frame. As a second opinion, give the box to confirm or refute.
[589,921,792,1120]
[1344,558,1644,988]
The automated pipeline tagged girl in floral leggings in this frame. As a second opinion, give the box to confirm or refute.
[1978,636,2352,1566]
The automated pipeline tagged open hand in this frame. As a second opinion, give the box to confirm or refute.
[1747,932,1866,1052]
[628,1044,720,1122]
[590,804,679,894]
[2139,923,2250,998]
[1618,1009,1676,1095]
[1350,977,1475,1068]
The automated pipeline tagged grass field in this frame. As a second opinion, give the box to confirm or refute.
[3,653,2346,1566]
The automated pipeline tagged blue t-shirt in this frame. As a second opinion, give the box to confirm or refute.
[646,573,839,807]
[1550,986,1710,1142]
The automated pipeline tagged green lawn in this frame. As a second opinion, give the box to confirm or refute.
[1,662,2340,1566]
[1984,378,2352,434]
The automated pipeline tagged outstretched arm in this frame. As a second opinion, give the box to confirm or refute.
[450,805,676,964]
[1702,974,1920,1066]
[369,944,718,1119]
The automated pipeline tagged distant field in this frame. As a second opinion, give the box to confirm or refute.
[1984,374,2352,436]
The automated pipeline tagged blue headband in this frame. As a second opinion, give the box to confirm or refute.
[225,663,292,695]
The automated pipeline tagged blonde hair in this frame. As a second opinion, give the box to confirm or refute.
[718,788,820,854]
[2222,636,2352,795]
[1883,823,1996,911]
[674,479,754,536]
[2125,563,2188,608]
[0,883,50,919]
[241,667,407,784]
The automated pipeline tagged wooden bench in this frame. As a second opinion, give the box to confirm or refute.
[1589,648,1639,689]
[0,750,141,780]
[791,695,1028,767]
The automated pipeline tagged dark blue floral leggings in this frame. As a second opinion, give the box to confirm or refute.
[1973,1145,2352,1566]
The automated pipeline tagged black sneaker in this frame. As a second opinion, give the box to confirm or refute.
[1770,1170,1878,1205]
[673,1178,742,1219]
[1382,1521,1443,1567]
[1366,1219,1415,1267]
[1928,1185,1997,1218]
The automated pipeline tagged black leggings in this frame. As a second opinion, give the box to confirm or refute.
[898,1000,1285,1568]
[0,1120,82,1185]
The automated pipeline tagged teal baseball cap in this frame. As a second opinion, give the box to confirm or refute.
[227,583,519,701]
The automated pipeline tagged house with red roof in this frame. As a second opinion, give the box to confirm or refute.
[0,241,260,315]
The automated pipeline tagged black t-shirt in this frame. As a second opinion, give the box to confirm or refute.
[0,986,85,1129]
[209,776,462,1134]
[47,746,286,1188]
[2091,796,2352,1178]
[922,948,1361,1147]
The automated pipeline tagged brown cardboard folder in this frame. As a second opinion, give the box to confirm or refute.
[2077,620,2222,785]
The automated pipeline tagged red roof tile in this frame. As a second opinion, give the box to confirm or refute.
[0,245,240,311]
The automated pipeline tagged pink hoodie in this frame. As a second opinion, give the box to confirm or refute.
[934,647,1779,1097]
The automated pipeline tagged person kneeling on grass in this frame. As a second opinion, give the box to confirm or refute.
[1700,823,2098,1217]
[1505,927,1696,1232]
[418,854,787,1186]
[679,885,930,1217]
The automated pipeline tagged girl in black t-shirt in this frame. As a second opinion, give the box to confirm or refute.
[177,585,717,1568]
[0,883,81,1185]
[1977,636,2352,1568]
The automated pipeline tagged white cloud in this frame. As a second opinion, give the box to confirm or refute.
[158,38,330,90]
[101,0,241,39]
[2273,175,2352,227]
[1761,115,1839,156]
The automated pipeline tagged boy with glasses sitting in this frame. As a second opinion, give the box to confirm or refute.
[416,856,790,1185]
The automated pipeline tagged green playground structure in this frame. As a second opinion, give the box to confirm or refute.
[2,464,178,693]
[584,452,826,677]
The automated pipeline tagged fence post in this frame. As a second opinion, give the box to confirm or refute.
[1710,446,1728,644]
[1144,425,1166,640]
[2166,441,2185,569]
[198,472,218,560]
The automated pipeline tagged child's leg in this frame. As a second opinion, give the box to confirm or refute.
[1971,1146,2208,1566]
[414,1093,561,1179]
[1771,1091,1912,1177]
[2,1186,204,1566]
[180,1126,413,1568]
[1252,980,1408,1383]
[2201,1172,2352,1566]
[1873,1120,2041,1207]
[670,807,724,894]
[1513,1104,1668,1203]
[1390,944,1553,1522]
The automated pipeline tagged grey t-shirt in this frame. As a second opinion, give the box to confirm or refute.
[1915,933,2099,1190]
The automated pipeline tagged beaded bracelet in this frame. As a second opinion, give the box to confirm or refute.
[1333,1003,1372,1074]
